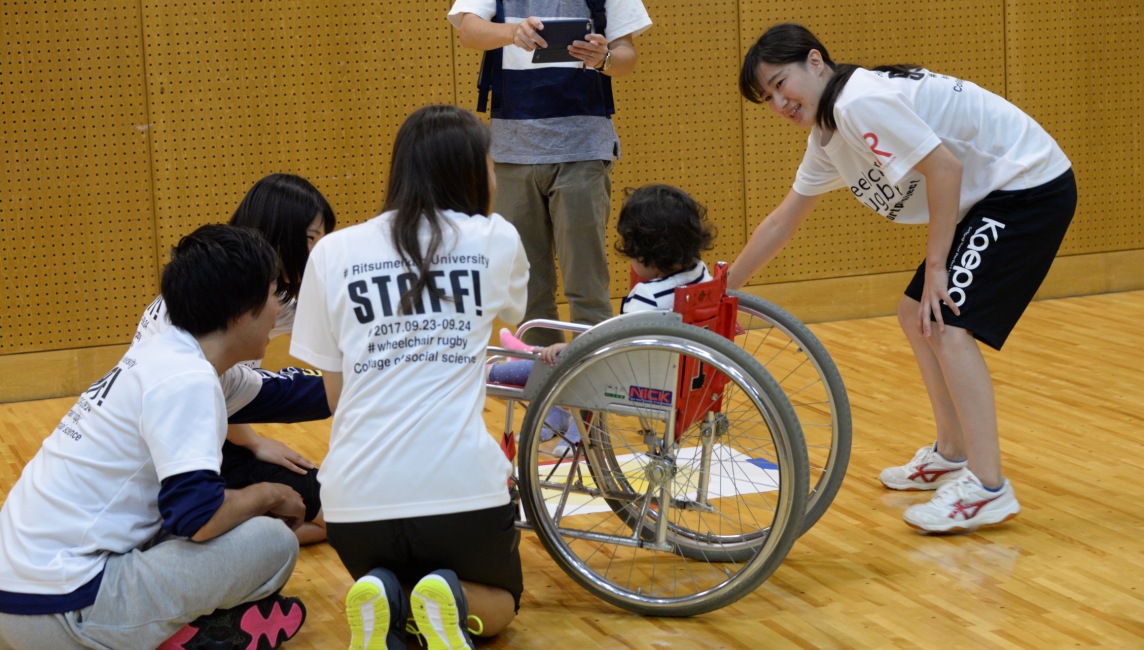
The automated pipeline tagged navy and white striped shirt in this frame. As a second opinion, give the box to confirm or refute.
[449,0,652,164]
[620,261,712,314]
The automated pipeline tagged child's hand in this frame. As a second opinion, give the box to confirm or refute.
[540,343,568,366]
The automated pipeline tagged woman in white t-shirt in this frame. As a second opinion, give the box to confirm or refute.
[731,23,1076,534]
[291,105,528,649]
[223,173,337,545]
[133,173,336,546]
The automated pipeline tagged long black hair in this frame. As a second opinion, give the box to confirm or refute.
[740,23,919,131]
[383,105,492,315]
[229,173,336,303]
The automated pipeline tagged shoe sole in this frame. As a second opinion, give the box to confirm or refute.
[410,575,473,650]
[239,597,306,650]
[346,577,390,650]
[905,509,1020,534]
[157,595,305,650]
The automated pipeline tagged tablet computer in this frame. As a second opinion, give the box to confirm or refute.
[531,19,594,64]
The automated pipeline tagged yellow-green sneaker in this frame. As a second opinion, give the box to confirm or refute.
[346,568,407,650]
[409,570,474,650]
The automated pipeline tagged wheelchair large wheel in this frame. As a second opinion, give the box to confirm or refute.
[729,291,852,534]
[517,316,808,616]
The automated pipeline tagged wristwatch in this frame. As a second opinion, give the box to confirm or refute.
[595,50,612,72]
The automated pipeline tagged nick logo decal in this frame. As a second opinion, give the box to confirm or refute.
[628,385,673,406]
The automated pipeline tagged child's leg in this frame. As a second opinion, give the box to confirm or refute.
[499,327,536,352]
[488,359,534,386]
[542,407,579,445]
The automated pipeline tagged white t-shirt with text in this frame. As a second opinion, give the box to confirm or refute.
[0,327,226,595]
[793,68,1070,224]
[290,210,528,522]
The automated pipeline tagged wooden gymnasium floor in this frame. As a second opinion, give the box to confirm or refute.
[1,290,1142,648]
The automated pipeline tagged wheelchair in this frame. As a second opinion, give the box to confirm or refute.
[486,264,850,616]
[727,289,851,534]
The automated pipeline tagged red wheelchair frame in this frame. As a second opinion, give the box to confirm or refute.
[497,261,740,460]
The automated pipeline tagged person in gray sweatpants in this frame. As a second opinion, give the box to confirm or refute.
[0,225,308,650]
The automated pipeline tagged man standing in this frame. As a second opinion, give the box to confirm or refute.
[0,225,307,649]
[450,0,652,345]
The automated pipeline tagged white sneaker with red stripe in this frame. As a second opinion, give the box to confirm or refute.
[879,444,968,490]
[903,471,1020,533]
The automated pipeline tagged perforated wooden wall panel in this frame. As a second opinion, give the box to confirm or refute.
[2,1,1141,373]
[608,1,745,291]
[739,1,1007,285]
[1005,1,1143,254]
[1,1,156,355]
[141,0,458,255]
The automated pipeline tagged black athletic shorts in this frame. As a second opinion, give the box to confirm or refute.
[905,168,1076,350]
[326,502,523,611]
[220,441,323,522]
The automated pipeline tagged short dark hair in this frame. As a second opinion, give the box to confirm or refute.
[614,184,715,275]
[383,105,492,314]
[162,224,280,336]
[229,173,336,302]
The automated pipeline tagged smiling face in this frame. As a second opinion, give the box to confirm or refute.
[753,49,831,129]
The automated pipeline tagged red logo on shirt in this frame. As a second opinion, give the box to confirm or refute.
[863,132,893,158]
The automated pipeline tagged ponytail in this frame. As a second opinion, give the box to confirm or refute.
[816,64,858,131]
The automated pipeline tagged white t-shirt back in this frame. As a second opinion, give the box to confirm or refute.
[0,327,226,595]
[793,68,1070,224]
[290,210,528,522]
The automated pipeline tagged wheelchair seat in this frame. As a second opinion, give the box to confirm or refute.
[632,261,739,436]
